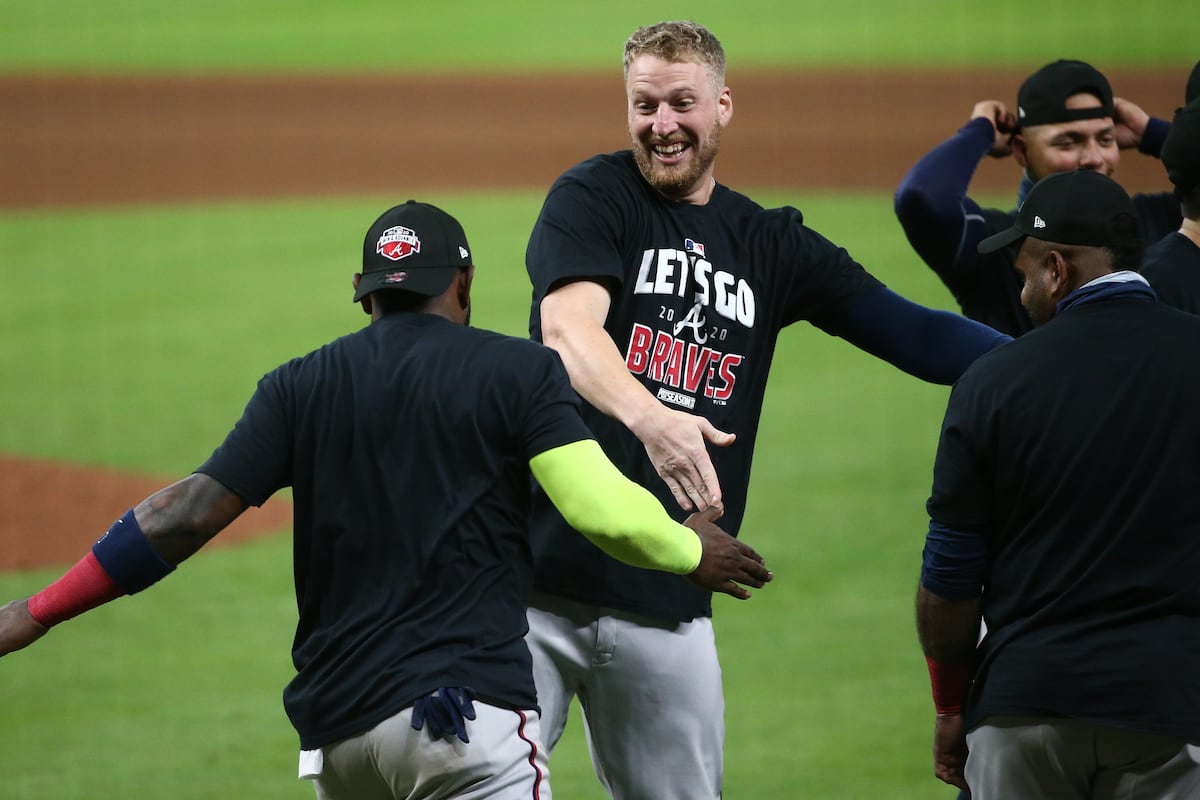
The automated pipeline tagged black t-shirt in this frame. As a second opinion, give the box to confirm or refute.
[197,313,591,749]
[945,192,1183,337]
[525,151,881,622]
[929,294,1200,739]
[1142,231,1200,314]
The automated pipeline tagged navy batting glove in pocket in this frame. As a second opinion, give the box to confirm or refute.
[410,686,478,743]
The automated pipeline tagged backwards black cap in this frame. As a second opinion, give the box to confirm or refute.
[1016,60,1114,128]
[354,200,472,302]
[1162,98,1200,195]
[978,170,1137,254]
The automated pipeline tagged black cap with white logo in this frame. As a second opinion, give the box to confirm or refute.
[977,170,1137,254]
[354,200,472,302]
[1016,60,1113,129]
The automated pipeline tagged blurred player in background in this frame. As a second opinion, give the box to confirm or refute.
[895,59,1181,336]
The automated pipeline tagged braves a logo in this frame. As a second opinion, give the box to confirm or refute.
[673,302,708,344]
[376,225,421,261]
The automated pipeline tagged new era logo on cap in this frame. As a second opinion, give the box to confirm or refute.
[1034,215,1046,229]
[459,246,469,259]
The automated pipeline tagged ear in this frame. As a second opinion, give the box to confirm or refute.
[1045,250,1072,301]
[352,273,372,316]
[456,265,475,311]
[1010,134,1029,169]
[718,86,733,127]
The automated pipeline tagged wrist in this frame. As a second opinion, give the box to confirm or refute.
[925,654,972,715]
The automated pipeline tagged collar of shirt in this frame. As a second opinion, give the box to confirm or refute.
[1057,270,1156,315]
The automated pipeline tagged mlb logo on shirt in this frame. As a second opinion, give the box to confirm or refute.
[684,238,706,258]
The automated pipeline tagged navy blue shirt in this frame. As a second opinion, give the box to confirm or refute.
[928,285,1200,739]
[198,312,592,749]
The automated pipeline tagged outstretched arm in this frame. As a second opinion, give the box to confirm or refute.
[530,439,771,598]
[827,286,1011,385]
[894,110,1007,278]
[540,279,735,512]
[0,473,247,657]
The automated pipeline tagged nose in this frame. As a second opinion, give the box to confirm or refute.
[651,104,679,137]
[1079,139,1106,171]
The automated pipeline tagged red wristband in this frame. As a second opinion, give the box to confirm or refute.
[925,655,972,715]
[27,551,124,627]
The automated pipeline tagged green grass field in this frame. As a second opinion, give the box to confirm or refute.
[0,2,1188,798]
[0,0,1194,72]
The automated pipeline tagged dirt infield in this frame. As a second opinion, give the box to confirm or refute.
[0,66,1184,569]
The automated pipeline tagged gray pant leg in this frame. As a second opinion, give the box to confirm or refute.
[526,592,596,751]
[966,715,1200,800]
[580,608,724,800]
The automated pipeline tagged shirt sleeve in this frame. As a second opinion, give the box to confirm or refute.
[526,168,629,305]
[927,374,995,533]
[515,341,596,460]
[195,366,294,507]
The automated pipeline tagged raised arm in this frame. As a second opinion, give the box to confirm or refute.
[540,279,735,511]
[894,105,1011,278]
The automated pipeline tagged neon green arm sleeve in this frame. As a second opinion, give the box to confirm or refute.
[529,440,702,575]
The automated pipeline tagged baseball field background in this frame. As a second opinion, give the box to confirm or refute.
[0,2,1194,797]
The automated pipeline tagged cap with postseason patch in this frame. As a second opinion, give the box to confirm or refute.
[354,200,473,301]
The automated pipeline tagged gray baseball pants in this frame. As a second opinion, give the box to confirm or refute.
[525,591,723,800]
[966,715,1200,800]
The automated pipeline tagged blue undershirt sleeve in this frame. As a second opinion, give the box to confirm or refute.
[828,286,1011,385]
[894,117,997,277]
[920,520,988,599]
[1138,116,1169,158]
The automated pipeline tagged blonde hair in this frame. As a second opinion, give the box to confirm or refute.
[623,21,726,91]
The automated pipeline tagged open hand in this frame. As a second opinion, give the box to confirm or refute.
[683,506,772,599]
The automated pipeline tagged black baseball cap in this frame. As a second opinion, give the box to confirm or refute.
[354,200,472,302]
[1016,60,1114,128]
[1162,98,1200,195]
[1187,59,1200,104]
[977,170,1136,254]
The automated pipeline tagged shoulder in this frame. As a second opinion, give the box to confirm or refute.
[462,327,565,368]
[554,151,640,188]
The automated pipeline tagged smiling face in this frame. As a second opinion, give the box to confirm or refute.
[626,54,732,204]
[1014,92,1119,182]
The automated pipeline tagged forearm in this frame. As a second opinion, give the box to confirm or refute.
[894,118,996,273]
[23,474,246,629]
[831,287,1011,385]
[917,584,981,716]
[529,440,701,574]
[916,584,981,664]
[543,310,661,435]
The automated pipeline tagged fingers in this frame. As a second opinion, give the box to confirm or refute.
[722,580,752,600]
